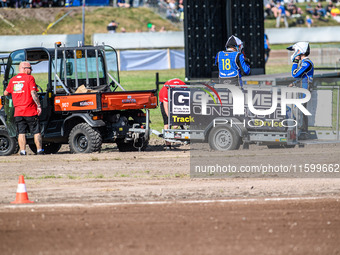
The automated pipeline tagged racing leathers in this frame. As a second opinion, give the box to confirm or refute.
[215,50,250,88]
[291,57,314,137]
[291,57,314,93]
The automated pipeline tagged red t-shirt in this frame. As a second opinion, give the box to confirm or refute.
[5,73,38,117]
[158,85,169,103]
[159,78,186,103]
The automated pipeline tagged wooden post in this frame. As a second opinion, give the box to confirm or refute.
[117,50,121,71]
[167,48,171,69]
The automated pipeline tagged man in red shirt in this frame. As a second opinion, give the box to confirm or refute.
[4,62,43,155]
[159,78,186,150]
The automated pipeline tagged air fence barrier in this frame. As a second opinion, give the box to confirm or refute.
[0,49,185,73]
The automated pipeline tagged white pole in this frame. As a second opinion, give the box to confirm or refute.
[82,0,85,44]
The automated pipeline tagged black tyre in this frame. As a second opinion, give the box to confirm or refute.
[0,127,18,156]
[208,125,240,151]
[29,143,62,154]
[69,123,102,153]
[267,144,296,149]
[283,144,296,149]
[116,138,148,152]
[267,145,282,149]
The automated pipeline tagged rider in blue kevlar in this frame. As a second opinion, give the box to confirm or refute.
[287,41,314,140]
[287,42,314,92]
[215,35,251,88]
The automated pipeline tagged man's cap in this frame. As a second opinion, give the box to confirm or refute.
[164,78,186,88]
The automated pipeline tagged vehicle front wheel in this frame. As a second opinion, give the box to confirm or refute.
[0,127,18,156]
[69,123,102,153]
[208,125,241,151]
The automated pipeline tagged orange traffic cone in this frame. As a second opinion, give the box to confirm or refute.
[11,175,34,204]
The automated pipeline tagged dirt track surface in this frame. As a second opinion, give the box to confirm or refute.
[1,199,340,255]
[1,142,340,203]
[1,141,340,254]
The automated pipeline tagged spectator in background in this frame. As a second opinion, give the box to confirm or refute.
[316,2,327,17]
[168,0,176,10]
[149,24,156,32]
[21,0,29,8]
[287,1,298,16]
[306,3,314,15]
[264,1,275,18]
[107,20,118,33]
[178,0,183,12]
[264,33,271,63]
[178,0,184,21]
[159,26,166,32]
[312,7,320,19]
[312,3,329,22]
[306,15,313,28]
[166,0,179,22]
[330,5,340,22]
[117,0,129,7]
[0,0,8,7]
[326,1,334,16]
[331,5,340,17]
[121,27,126,33]
[276,1,289,28]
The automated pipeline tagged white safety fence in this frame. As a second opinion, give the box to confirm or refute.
[266,26,340,45]
[1,26,339,53]
[271,46,340,67]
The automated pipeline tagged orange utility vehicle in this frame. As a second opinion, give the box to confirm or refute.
[0,43,158,155]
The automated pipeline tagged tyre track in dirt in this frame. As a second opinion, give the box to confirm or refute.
[0,143,340,204]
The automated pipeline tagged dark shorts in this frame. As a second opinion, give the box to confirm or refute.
[160,102,168,125]
[15,116,41,135]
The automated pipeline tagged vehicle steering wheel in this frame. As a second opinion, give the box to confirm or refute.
[36,84,43,93]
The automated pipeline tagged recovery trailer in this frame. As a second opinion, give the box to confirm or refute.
[156,74,340,151]
[0,43,157,156]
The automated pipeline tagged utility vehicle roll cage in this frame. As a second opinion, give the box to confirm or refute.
[2,43,123,94]
[52,43,125,94]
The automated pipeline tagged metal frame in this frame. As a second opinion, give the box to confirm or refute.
[161,83,340,147]
[53,44,124,94]
[298,85,340,144]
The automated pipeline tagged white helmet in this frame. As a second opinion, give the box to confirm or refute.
[287,42,310,62]
[225,35,244,52]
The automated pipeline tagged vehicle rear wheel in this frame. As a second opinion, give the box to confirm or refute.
[0,127,18,156]
[208,125,240,151]
[29,143,62,154]
[69,123,102,153]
